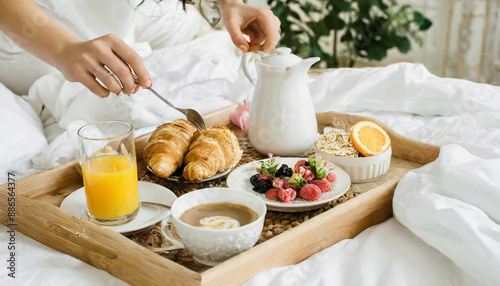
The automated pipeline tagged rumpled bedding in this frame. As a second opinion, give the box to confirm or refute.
[244,65,500,286]
[1,38,500,286]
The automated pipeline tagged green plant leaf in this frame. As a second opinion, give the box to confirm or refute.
[289,10,301,21]
[380,34,396,49]
[268,0,431,68]
[357,0,370,10]
[307,21,330,36]
[368,0,385,8]
[413,11,423,21]
[310,41,324,58]
[341,30,353,42]
[413,11,432,30]
[395,36,410,53]
[325,13,346,30]
[332,0,351,12]
[420,18,432,30]
[414,36,424,47]
[365,41,387,60]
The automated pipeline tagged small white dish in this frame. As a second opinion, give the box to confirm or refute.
[226,157,351,212]
[60,181,177,236]
[314,146,391,183]
[314,126,392,183]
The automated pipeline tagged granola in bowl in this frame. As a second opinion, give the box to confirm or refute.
[315,128,360,158]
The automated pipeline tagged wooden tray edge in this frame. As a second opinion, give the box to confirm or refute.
[0,188,201,286]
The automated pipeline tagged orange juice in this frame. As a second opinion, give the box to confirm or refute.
[82,155,139,220]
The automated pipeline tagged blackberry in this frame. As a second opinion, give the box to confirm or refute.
[250,174,260,186]
[283,167,293,177]
[253,180,273,194]
[275,164,293,178]
[304,160,310,166]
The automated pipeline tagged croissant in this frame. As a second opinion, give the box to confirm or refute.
[183,125,241,181]
[143,119,197,178]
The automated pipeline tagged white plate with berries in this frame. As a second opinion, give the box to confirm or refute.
[227,155,351,212]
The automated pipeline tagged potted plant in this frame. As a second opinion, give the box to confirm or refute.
[268,0,432,67]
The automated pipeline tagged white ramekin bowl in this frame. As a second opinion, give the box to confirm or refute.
[171,188,266,266]
[314,146,392,183]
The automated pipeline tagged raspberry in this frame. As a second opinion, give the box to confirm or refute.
[294,160,307,173]
[326,172,337,183]
[299,184,322,200]
[278,188,297,203]
[265,189,279,201]
[259,174,272,181]
[310,180,333,193]
[272,178,286,189]
[303,168,315,182]
[282,179,291,189]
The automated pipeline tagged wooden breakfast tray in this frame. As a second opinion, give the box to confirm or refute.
[0,105,440,285]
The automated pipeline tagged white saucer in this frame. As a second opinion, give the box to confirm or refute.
[60,181,177,236]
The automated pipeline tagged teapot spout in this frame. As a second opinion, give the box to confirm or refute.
[290,57,321,75]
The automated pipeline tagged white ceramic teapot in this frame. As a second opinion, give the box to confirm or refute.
[242,47,320,156]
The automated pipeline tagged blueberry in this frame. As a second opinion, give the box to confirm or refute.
[283,167,293,177]
[250,174,260,186]
[276,164,293,178]
[253,180,273,194]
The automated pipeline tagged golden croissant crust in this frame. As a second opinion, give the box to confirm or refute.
[183,125,241,181]
[143,119,197,179]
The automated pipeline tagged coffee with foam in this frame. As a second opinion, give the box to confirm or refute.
[180,202,258,229]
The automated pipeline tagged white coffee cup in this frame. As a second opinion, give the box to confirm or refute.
[171,188,266,266]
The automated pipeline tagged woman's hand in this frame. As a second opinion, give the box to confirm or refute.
[218,0,281,54]
[58,34,152,98]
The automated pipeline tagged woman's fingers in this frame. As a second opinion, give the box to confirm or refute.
[106,34,152,89]
[98,50,136,94]
[256,11,280,53]
[220,3,280,54]
[81,72,111,98]
[225,17,251,53]
[244,22,265,49]
[59,34,151,97]
[132,84,141,94]
[91,65,122,95]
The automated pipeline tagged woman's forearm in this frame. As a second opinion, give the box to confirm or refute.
[0,0,79,69]
[0,0,152,97]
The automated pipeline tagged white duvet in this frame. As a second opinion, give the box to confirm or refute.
[1,15,500,286]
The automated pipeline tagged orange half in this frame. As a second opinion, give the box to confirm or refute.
[351,121,391,157]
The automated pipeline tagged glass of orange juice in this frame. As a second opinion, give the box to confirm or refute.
[78,121,140,225]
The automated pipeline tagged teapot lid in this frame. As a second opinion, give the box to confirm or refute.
[260,47,303,67]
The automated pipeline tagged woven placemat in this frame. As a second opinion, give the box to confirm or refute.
[133,126,360,272]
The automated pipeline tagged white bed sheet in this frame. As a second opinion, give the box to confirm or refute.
[1,59,499,285]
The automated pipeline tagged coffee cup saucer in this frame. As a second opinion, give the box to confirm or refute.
[60,181,177,236]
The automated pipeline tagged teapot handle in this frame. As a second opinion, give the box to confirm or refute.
[241,51,266,85]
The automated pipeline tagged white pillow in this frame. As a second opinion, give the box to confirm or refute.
[0,84,47,183]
